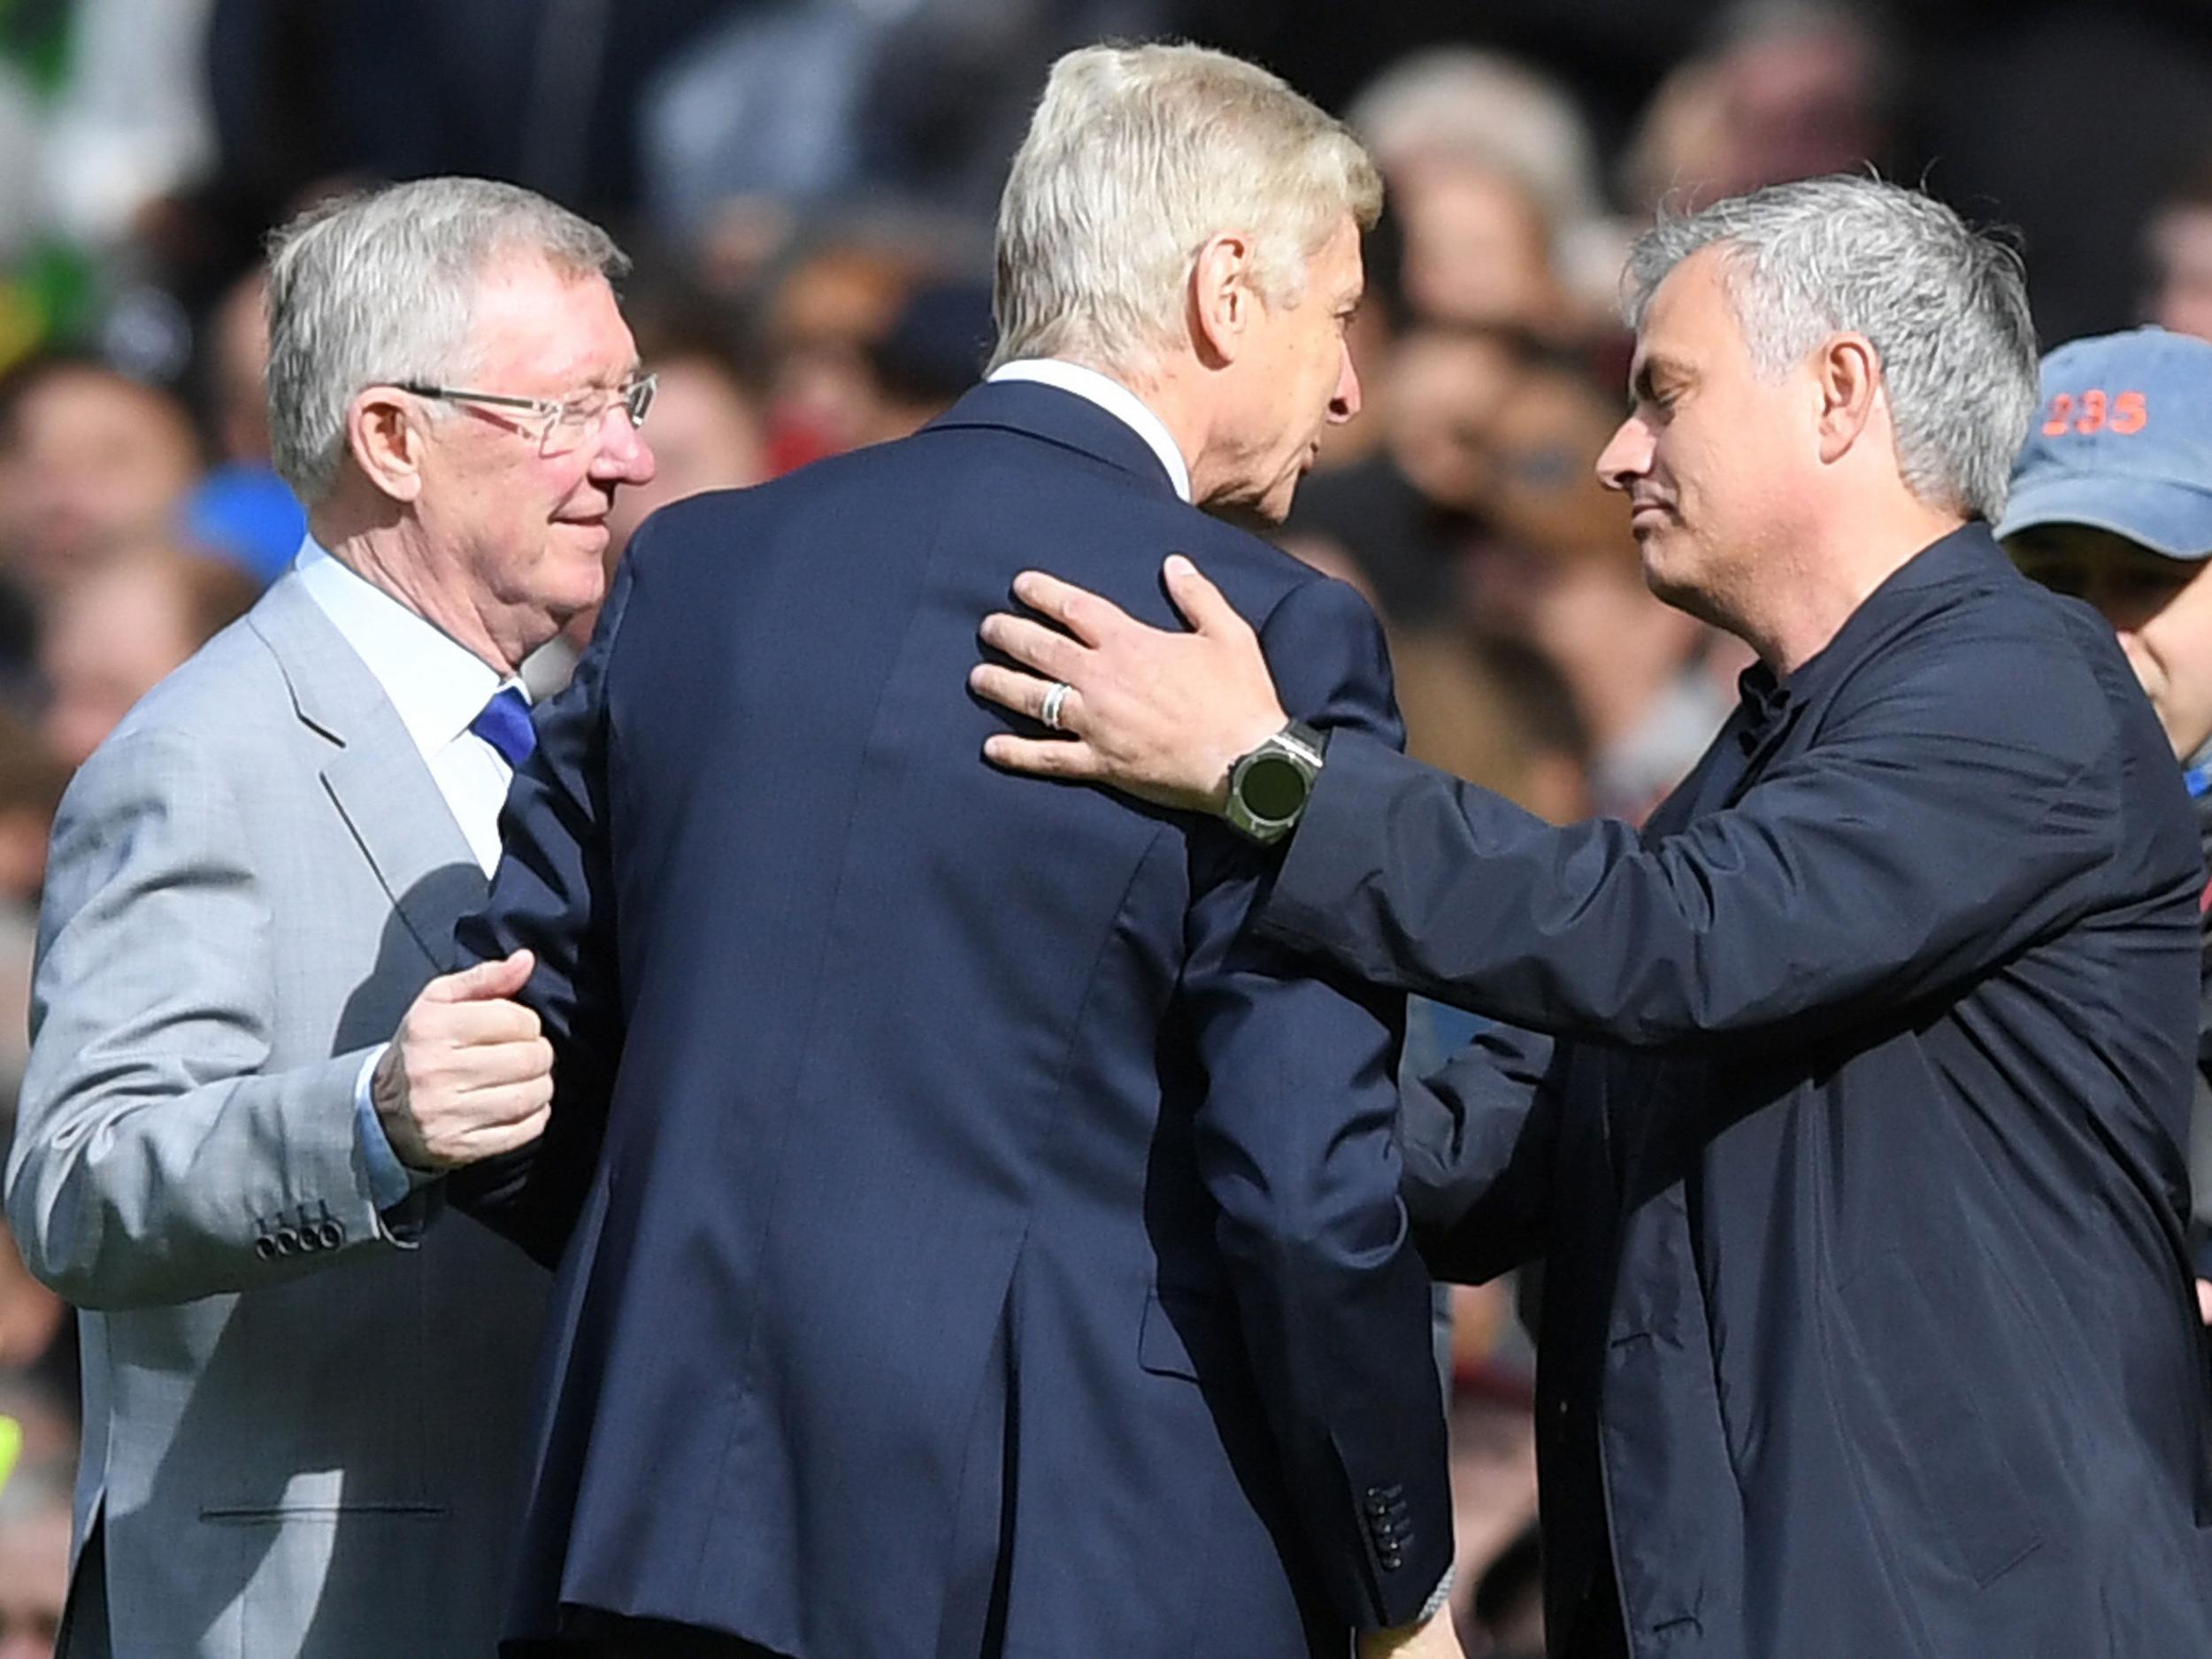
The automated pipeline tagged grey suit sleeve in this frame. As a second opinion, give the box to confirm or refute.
[7,725,403,1309]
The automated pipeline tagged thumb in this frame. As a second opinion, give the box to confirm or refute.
[421,948,535,1004]
[1163,556,1247,640]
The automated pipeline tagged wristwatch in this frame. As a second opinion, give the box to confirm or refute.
[1224,720,1325,844]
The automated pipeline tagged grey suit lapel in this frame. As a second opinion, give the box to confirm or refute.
[249,574,488,970]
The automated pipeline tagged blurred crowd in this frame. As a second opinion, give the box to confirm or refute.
[0,1,2199,1654]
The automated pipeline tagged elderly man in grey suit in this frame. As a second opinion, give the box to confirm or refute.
[5,178,657,1658]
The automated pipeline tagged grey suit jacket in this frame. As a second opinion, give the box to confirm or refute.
[7,573,549,1659]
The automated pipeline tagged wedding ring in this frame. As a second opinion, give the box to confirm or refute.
[1040,680,1073,731]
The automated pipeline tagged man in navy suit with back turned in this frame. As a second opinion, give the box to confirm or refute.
[457,42,1461,1659]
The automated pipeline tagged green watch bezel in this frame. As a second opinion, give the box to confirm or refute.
[1225,720,1325,843]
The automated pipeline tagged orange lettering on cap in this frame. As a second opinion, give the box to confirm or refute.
[2042,388,2150,436]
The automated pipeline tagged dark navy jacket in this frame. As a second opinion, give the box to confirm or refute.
[455,380,1451,1657]
[1258,526,2212,1657]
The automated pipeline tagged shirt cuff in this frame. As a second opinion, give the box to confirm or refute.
[1417,1563,1455,1624]
[352,1045,415,1212]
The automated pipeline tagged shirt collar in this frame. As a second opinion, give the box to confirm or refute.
[292,537,521,762]
[985,359,1193,503]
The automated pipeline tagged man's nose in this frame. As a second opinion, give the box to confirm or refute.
[1595,415,1652,492]
[595,413,657,486]
[1328,341,1362,424]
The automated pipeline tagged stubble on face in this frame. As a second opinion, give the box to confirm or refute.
[1607,249,1811,641]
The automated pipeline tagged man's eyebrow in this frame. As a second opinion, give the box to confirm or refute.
[1631,355,1684,405]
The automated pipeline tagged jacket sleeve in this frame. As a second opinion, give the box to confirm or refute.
[6,725,403,1309]
[1401,1021,1561,1285]
[1260,617,2134,1048]
[1179,572,1453,1632]
[447,534,640,1265]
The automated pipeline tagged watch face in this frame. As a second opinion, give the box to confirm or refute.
[1240,753,1309,820]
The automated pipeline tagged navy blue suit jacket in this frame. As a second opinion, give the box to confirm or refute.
[1260,526,2212,1656]
[456,380,1452,1657]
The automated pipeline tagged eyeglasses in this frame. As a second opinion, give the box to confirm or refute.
[396,373,657,452]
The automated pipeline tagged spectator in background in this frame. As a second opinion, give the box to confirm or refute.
[0,1456,71,1659]
[860,277,995,441]
[182,263,305,583]
[37,540,258,770]
[1910,2,2212,347]
[600,319,768,561]
[1294,325,1602,628]
[2147,157,2212,345]
[534,307,771,694]
[1471,537,1746,821]
[1347,49,1609,338]
[1389,627,1591,832]
[0,358,201,602]
[0,714,62,911]
[1996,325,2212,1321]
[1619,0,1892,218]
[754,230,934,470]
[0,707,65,1122]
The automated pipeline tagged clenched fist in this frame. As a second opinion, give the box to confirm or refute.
[373,949,553,1171]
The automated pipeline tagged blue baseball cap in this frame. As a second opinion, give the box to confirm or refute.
[1997,326,2212,560]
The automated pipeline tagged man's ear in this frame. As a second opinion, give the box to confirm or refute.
[1814,332,1881,465]
[345,387,427,503]
[1188,231,1257,370]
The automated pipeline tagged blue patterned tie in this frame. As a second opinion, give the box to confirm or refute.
[468,685,536,767]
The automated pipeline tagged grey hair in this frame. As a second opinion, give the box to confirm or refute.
[1624,175,2037,522]
[265,177,629,503]
[990,42,1382,376]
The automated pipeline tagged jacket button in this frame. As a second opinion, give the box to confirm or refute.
[317,1220,345,1249]
[273,1229,300,1256]
[252,1236,278,1261]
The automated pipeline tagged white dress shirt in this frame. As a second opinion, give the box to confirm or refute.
[986,358,1194,503]
[295,538,526,877]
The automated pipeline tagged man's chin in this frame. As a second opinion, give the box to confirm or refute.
[556,518,611,557]
[1640,541,1697,610]
[1202,476,1302,534]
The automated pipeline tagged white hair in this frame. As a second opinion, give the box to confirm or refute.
[990,42,1381,375]
[265,177,628,503]
[1625,175,2037,523]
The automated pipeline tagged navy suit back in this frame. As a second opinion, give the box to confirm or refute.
[463,382,1452,1658]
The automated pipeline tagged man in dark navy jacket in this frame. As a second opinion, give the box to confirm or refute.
[973,177,2212,1656]
[457,43,1459,1659]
